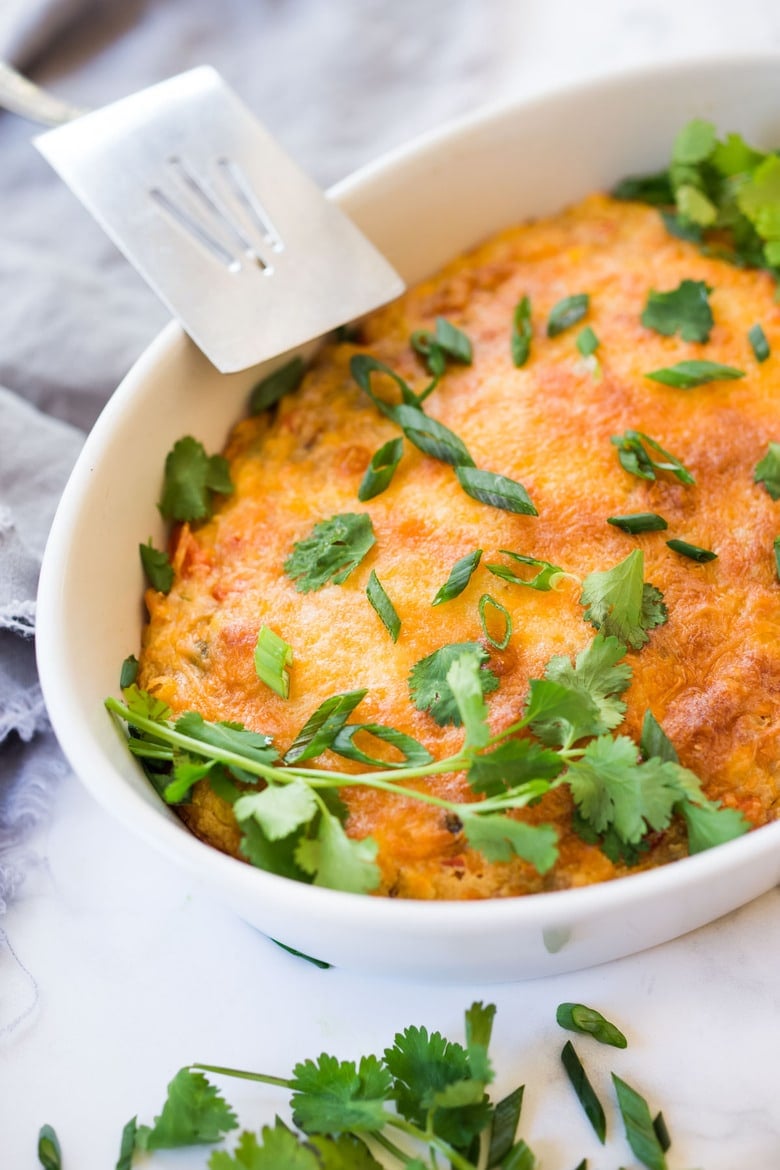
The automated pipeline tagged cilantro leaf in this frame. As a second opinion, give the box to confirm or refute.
[543,634,632,733]
[234,780,319,840]
[524,678,603,749]
[158,435,233,523]
[462,812,558,872]
[295,811,380,893]
[209,1123,320,1169]
[384,1025,492,1151]
[677,791,750,853]
[174,711,278,767]
[239,816,312,882]
[306,1133,387,1169]
[580,549,667,649]
[468,738,563,797]
[641,279,714,342]
[135,1068,238,1149]
[284,513,375,592]
[566,736,681,844]
[639,710,679,763]
[409,642,499,727]
[290,1053,392,1135]
[754,441,780,499]
[163,755,219,804]
[139,539,174,593]
[445,651,491,748]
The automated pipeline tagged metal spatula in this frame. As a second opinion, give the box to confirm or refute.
[0,63,404,372]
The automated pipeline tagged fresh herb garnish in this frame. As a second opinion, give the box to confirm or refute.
[478,593,512,650]
[284,512,376,592]
[158,436,234,523]
[607,512,668,534]
[547,294,590,337]
[666,538,717,563]
[432,549,483,606]
[512,296,533,367]
[774,535,780,581]
[754,441,780,499]
[749,323,771,362]
[612,1074,668,1170]
[579,549,667,648]
[249,355,306,414]
[253,625,293,698]
[358,436,404,501]
[611,430,695,485]
[556,1003,628,1048]
[408,642,498,727]
[486,550,566,591]
[560,1040,606,1143]
[645,360,745,388]
[37,1125,62,1170]
[134,1067,238,1150]
[412,316,473,376]
[119,654,139,689]
[454,467,537,515]
[139,539,174,594]
[393,402,475,467]
[366,569,401,642]
[108,634,747,895]
[641,279,714,343]
[576,324,600,357]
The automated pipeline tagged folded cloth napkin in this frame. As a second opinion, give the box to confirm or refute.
[0,387,83,912]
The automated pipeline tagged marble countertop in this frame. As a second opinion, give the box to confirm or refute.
[4,2,780,1166]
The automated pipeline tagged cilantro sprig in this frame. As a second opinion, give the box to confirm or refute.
[158,436,233,523]
[107,626,747,896]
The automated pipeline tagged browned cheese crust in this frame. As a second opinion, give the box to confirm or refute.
[139,193,780,899]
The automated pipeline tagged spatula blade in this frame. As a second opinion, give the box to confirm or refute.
[35,67,405,372]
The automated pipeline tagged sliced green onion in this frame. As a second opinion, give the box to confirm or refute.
[486,1086,525,1166]
[644,360,745,388]
[331,723,433,769]
[432,549,482,606]
[119,654,139,689]
[666,538,717,562]
[561,1041,606,1144]
[455,467,537,515]
[576,325,600,357]
[749,323,770,362]
[774,536,780,581]
[284,690,367,764]
[612,1074,669,1170]
[486,550,563,591]
[653,1111,672,1153]
[366,570,401,642]
[478,594,513,650]
[249,356,306,413]
[512,296,533,367]
[358,437,403,501]
[556,1003,628,1048]
[607,513,668,534]
[37,1126,62,1170]
[253,625,293,698]
[547,293,590,337]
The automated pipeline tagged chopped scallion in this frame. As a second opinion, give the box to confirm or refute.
[253,625,293,698]
[607,513,668,534]
[666,538,717,563]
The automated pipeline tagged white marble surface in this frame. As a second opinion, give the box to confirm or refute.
[5,2,780,1167]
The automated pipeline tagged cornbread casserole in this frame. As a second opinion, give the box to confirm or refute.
[135,190,780,900]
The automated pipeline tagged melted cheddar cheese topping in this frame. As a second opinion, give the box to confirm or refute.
[139,193,780,899]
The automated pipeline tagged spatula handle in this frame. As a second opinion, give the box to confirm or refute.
[0,62,86,127]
